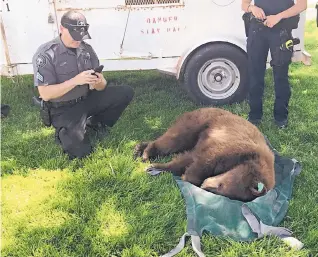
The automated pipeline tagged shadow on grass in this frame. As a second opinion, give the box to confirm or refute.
[2,165,188,257]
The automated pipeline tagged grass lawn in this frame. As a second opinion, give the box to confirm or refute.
[1,20,317,257]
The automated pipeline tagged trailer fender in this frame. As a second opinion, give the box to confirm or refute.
[176,37,247,80]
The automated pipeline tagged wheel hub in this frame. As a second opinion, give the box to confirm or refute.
[198,58,240,100]
[214,72,223,82]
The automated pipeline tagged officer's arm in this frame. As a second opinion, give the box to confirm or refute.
[33,52,79,101]
[277,0,307,19]
[38,80,79,101]
[241,0,252,12]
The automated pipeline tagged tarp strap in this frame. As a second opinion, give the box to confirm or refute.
[291,158,302,176]
[191,235,206,257]
[242,205,304,250]
[160,233,206,257]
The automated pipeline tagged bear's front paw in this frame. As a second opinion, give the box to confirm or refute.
[133,142,148,160]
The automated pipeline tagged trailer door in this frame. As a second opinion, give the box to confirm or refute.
[54,0,133,61]
[1,0,58,75]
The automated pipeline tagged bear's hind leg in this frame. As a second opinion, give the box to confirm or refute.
[146,152,193,176]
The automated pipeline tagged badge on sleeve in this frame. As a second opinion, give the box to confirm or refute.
[36,72,44,82]
[36,54,47,68]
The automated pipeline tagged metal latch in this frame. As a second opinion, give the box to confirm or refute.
[48,13,55,24]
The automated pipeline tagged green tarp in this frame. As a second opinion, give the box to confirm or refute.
[149,137,304,257]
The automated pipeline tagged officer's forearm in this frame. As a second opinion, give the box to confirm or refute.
[38,79,77,101]
[241,0,252,12]
[278,0,307,19]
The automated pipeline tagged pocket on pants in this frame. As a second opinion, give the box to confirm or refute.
[270,29,293,67]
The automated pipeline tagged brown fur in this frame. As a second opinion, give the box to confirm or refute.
[134,108,275,202]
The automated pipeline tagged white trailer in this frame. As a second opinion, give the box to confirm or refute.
[0,0,311,105]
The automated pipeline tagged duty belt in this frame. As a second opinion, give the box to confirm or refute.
[250,14,299,31]
[48,95,87,108]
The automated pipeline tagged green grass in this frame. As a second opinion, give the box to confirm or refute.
[1,20,318,257]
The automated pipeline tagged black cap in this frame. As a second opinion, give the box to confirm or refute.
[61,11,91,41]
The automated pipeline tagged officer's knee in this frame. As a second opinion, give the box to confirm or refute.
[125,85,134,102]
[118,85,134,104]
[58,127,92,159]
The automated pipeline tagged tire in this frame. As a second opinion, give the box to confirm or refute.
[182,43,248,105]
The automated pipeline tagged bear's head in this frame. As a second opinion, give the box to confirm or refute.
[200,161,274,202]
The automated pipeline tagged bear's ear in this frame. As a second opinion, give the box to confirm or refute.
[249,182,267,196]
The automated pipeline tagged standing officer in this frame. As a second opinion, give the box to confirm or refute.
[242,0,307,128]
[32,10,134,159]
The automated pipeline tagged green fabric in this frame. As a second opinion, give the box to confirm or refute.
[173,141,301,242]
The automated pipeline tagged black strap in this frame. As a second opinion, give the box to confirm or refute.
[32,95,87,109]
[47,95,87,108]
[249,13,299,31]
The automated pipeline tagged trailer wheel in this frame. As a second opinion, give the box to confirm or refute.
[182,43,248,105]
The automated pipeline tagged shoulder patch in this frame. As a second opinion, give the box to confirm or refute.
[36,72,44,82]
[36,54,47,68]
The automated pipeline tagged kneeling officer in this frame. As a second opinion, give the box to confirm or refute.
[32,11,134,159]
[242,0,307,128]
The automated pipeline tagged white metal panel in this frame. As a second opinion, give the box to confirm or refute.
[54,0,187,59]
[119,5,187,57]
[54,0,246,59]
[0,0,309,76]
[55,8,129,61]
[1,0,57,65]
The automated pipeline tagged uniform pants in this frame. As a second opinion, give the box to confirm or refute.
[50,84,134,159]
[247,22,293,122]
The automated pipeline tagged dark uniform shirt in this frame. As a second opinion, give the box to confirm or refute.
[32,36,99,102]
[255,0,295,16]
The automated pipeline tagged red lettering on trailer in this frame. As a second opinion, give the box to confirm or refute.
[141,28,162,34]
[142,16,181,35]
[146,16,178,23]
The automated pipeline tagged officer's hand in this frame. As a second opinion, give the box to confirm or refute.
[263,15,282,28]
[72,70,99,85]
[250,6,266,20]
[93,72,103,84]
[89,72,107,90]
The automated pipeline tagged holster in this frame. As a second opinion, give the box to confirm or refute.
[32,96,52,127]
[270,29,294,67]
[242,12,252,37]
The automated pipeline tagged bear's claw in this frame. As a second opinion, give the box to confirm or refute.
[145,166,166,176]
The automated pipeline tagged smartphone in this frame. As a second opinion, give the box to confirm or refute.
[91,65,104,76]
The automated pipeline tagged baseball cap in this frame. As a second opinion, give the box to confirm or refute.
[61,11,91,41]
